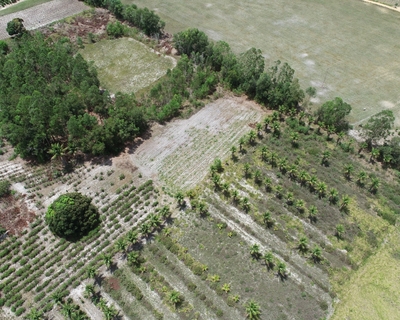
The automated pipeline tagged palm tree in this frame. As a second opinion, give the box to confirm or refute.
[308,205,318,222]
[299,170,309,186]
[336,131,344,144]
[26,308,43,320]
[230,145,237,159]
[275,185,283,199]
[263,251,274,270]
[343,164,354,180]
[175,191,185,207]
[51,290,64,305]
[369,177,380,193]
[86,266,96,282]
[221,283,231,293]
[84,284,95,300]
[264,177,273,192]
[340,195,351,212]
[140,222,151,237]
[97,298,108,312]
[160,205,171,219]
[232,189,239,203]
[222,182,230,196]
[277,261,287,279]
[149,214,162,230]
[295,199,305,213]
[254,170,262,184]
[263,116,271,131]
[272,121,281,138]
[115,238,127,257]
[383,154,393,167]
[288,164,298,181]
[278,157,288,173]
[103,304,118,320]
[250,244,261,259]
[269,151,278,167]
[168,290,181,310]
[102,253,113,271]
[317,121,325,134]
[127,251,140,266]
[245,300,261,320]
[321,150,331,166]
[326,125,335,140]
[243,163,250,178]
[370,148,379,163]
[357,171,367,187]
[241,197,251,212]
[311,246,322,263]
[358,141,368,154]
[256,123,263,137]
[260,146,268,161]
[308,175,318,192]
[271,111,279,122]
[278,105,287,120]
[286,192,294,205]
[212,173,221,188]
[316,181,327,198]
[126,230,138,248]
[248,130,257,144]
[328,188,339,204]
[307,114,315,127]
[290,131,299,147]
[239,136,246,151]
[263,211,274,228]
[61,302,74,319]
[48,142,68,170]
[336,224,345,240]
[298,236,309,253]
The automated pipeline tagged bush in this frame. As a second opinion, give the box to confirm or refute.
[45,193,100,241]
[106,21,125,38]
[0,180,11,197]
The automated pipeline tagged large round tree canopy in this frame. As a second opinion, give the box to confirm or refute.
[46,193,100,240]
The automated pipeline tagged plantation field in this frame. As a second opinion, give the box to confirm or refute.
[79,37,176,94]
[0,0,88,39]
[127,0,400,126]
[0,0,51,17]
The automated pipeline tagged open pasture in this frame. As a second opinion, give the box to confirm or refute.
[80,37,176,94]
[128,0,400,125]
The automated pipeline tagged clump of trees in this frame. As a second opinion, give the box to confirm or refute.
[45,193,100,240]
[0,33,147,161]
[0,180,11,197]
[6,18,26,38]
[316,97,352,133]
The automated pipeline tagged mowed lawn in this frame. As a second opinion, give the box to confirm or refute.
[126,0,400,125]
[79,37,176,93]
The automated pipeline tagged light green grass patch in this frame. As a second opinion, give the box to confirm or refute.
[332,225,400,320]
[80,37,176,94]
[127,0,400,125]
[0,0,51,16]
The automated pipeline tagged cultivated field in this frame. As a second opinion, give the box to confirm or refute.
[80,37,176,94]
[131,95,265,192]
[127,0,400,126]
[0,0,88,39]
[0,0,52,17]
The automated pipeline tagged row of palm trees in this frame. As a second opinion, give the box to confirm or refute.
[82,284,118,320]
[249,244,288,279]
[343,164,380,193]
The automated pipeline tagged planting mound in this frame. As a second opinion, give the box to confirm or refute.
[46,192,100,240]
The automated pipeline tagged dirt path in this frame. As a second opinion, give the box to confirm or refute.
[0,0,88,40]
[362,0,400,13]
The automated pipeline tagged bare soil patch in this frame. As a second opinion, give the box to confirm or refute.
[130,95,266,191]
[0,194,35,235]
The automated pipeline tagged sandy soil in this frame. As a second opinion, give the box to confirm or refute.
[0,0,88,39]
[130,95,266,191]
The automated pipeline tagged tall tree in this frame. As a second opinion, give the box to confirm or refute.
[362,110,395,146]
[316,97,351,132]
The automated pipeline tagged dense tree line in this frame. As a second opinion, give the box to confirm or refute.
[80,0,165,36]
[0,33,147,161]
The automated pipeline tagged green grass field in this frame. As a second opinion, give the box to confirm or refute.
[0,0,51,16]
[79,37,175,94]
[126,0,400,125]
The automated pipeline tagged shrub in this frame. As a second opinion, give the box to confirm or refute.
[45,193,100,241]
[0,179,11,197]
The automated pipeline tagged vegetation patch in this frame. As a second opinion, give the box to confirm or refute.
[80,37,175,93]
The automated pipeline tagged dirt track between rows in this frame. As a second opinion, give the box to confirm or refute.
[0,0,88,39]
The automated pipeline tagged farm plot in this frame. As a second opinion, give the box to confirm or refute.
[127,0,400,125]
[131,95,266,192]
[0,0,88,39]
[79,37,176,94]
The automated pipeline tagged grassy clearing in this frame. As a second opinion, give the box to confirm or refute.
[79,37,176,94]
[0,0,51,16]
[127,0,400,125]
[332,226,400,320]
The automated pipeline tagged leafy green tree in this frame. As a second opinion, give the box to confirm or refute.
[106,21,125,38]
[0,41,9,55]
[316,97,351,132]
[6,18,26,37]
[173,28,209,57]
[362,110,395,146]
[245,300,261,320]
[236,48,265,96]
[45,193,99,240]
